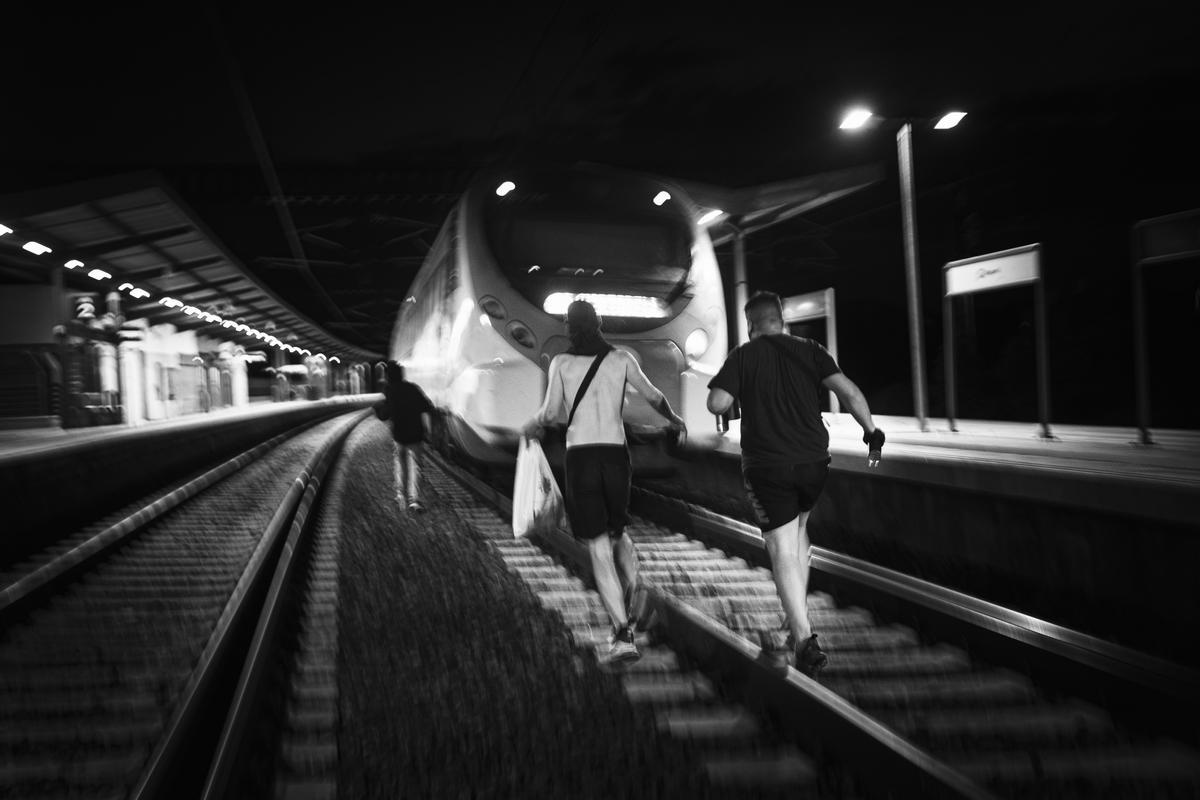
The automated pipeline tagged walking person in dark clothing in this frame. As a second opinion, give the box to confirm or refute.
[379,361,435,513]
[706,291,885,677]
[521,300,686,665]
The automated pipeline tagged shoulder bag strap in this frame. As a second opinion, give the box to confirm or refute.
[567,349,610,429]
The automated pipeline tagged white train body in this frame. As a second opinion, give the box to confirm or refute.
[390,162,727,464]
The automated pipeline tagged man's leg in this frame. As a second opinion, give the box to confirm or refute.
[405,443,422,503]
[762,509,813,644]
[613,532,638,595]
[398,441,412,503]
[588,534,629,629]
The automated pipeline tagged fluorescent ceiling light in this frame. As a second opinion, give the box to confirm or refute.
[697,208,724,226]
[495,181,516,196]
[652,191,671,206]
[23,241,52,255]
[65,259,84,269]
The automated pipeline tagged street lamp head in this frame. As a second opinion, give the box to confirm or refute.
[934,111,967,129]
[839,108,874,130]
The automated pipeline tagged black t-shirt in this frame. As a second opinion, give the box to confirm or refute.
[385,381,435,444]
[708,334,841,467]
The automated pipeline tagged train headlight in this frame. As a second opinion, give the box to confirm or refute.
[684,328,710,360]
[507,320,537,349]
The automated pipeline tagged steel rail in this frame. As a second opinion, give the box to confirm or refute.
[0,426,299,628]
[199,410,365,799]
[633,485,1200,737]
[434,451,997,800]
[129,412,362,800]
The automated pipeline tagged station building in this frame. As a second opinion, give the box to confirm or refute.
[0,172,379,430]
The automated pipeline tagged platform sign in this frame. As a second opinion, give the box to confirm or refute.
[782,288,839,413]
[945,247,1040,296]
[942,244,1053,439]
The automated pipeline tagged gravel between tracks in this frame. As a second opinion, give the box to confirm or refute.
[336,423,715,799]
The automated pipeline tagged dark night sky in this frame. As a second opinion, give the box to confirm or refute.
[3,2,1198,426]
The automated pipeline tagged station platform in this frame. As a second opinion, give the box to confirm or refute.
[717,413,1200,485]
[0,397,368,464]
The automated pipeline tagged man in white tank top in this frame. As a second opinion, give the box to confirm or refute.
[523,300,686,665]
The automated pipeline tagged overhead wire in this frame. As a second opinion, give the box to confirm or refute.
[204,6,350,328]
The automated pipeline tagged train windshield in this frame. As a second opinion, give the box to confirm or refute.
[482,168,694,325]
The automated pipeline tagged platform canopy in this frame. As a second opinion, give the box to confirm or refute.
[672,163,885,245]
[0,171,380,362]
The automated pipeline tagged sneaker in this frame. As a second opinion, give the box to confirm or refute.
[407,500,425,514]
[795,634,828,678]
[606,624,640,665]
[758,628,791,672]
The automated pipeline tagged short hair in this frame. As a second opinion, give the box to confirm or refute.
[385,360,404,382]
[744,291,784,321]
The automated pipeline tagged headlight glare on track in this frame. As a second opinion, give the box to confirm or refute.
[684,328,710,359]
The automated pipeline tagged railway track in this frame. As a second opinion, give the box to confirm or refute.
[0,410,364,799]
[429,451,1200,799]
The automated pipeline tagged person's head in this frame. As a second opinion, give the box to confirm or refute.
[744,291,786,339]
[385,360,404,383]
[566,299,606,349]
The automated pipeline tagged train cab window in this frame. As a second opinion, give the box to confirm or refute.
[476,165,702,333]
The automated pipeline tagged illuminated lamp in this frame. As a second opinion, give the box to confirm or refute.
[684,329,710,359]
[543,292,667,319]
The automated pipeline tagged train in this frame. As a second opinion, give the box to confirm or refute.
[389,161,728,466]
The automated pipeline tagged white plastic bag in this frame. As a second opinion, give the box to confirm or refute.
[512,437,564,538]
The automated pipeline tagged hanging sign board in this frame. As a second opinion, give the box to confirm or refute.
[781,291,830,322]
[1130,207,1200,444]
[942,244,1053,439]
[782,288,840,414]
[945,245,1040,296]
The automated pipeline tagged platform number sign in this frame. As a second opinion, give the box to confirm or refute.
[73,293,97,321]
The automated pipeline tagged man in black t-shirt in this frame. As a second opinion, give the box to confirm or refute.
[707,291,885,677]
[381,361,435,513]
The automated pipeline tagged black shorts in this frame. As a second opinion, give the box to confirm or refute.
[564,445,631,540]
[743,458,830,532]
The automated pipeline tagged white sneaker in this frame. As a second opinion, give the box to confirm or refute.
[606,625,640,665]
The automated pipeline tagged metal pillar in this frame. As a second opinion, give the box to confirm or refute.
[733,230,748,346]
[1131,238,1153,445]
[896,122,929,431]
[824,287,840,414]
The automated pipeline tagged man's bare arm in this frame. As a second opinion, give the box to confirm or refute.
[707,387,735,415]
[822,373,876,434]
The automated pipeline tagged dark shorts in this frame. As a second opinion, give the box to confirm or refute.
[743,458,831,532]
[564,444,631,540]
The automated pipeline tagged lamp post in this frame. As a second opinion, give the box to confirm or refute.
[840,108,965,432]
